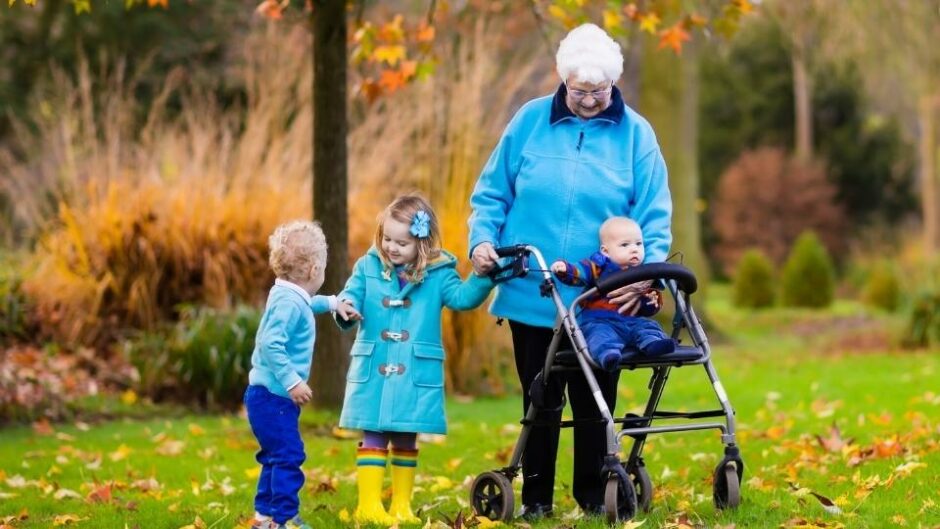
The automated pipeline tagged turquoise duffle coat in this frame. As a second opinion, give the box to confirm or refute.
[336,247,493,434]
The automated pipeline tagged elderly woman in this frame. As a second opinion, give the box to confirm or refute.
[468,24,672,519]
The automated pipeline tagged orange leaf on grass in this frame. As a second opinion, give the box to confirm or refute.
[147,0,168,7]
[815,423,853,453]
[32,419,54,436]
[86,483,112,504]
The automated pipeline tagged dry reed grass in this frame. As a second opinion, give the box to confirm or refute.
[1,17,554,393]
[0,25,313,346]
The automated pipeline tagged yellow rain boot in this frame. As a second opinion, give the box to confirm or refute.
[354,447,397,526]
[388,448,421,524]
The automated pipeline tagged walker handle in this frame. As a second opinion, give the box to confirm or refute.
[595,263,698,295]
[488,245,531,283]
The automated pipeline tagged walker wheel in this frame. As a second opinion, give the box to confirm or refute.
[470,471,514,522]
[604,473,638,524]
[625,462,654,513]
[713,461,741,509]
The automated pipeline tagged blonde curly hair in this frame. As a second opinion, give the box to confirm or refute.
[268,220,328,284]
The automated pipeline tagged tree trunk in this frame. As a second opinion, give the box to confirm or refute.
[920,94,939,255]
[310,0,350,408]
[640,39,709,296]
[792,41,813,163]
[621,30,643,109]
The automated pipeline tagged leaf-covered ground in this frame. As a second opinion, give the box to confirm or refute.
[1,288,939,528]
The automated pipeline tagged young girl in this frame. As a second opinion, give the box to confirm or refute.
[336,194,494,525]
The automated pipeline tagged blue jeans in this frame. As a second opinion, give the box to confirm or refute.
[581,315,668,362]
[244,385,306,524]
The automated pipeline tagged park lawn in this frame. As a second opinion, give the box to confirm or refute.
[1,287,939,528]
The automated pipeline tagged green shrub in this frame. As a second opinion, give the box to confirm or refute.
[732,248,775,308]
[861,262,900,312]
[125,304,260,410]
[780,231,835,308]
[904,292,940,347]
[0,255,31,344]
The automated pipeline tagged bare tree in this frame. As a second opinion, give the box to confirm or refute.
[830,1,940,254]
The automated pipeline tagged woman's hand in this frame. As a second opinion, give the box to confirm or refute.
[471,242,500,275]
[550,261,567,276]
[608,280,654,315]
[336,299,362,322]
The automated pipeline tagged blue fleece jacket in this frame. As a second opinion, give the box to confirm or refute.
[468,84,672,328]
[248,280,335,399]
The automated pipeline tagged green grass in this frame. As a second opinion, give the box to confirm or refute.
[1,286,939,528]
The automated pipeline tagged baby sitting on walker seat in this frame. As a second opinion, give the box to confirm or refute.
[551,216,677,371]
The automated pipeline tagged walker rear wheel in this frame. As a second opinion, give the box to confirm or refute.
[604,473,638,524]
[713,461,741,509]
[470,471,514,522]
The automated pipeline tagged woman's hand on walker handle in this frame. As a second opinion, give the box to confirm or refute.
[471,242,500,275]
[336,299,362,321]
[609,280,654,315]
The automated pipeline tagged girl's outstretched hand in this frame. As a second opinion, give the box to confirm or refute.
[336,299,363,322]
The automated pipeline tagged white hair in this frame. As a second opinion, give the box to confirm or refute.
[556,23,623,84]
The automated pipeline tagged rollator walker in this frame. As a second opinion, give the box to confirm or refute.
[469,244,743,524]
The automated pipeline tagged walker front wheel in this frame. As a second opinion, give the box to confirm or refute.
[470,471,514,522]
[713,461,741,509]
[604,473,638,524]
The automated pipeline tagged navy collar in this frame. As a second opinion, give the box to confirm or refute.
[549,82,625,125]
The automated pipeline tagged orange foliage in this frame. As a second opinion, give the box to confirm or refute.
[711,147,846,275]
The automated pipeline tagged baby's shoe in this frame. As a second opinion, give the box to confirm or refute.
[641,338,676,356]
[598,349,622,371]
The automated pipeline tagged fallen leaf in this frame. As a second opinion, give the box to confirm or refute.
[53,488,82,500]
[187,424,205,436]
[86,483,112,504]
[52,514,86,526]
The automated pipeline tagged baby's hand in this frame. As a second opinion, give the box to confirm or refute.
[550,261,567,276]
[336,299,362,321]
[644,290,662,309]
[288,381,313,406]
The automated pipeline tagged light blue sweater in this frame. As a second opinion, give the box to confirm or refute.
[468,85,672,328]
[248,279,336,399]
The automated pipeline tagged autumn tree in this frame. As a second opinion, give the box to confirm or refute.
[711,147,845,273]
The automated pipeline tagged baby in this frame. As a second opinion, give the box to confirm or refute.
[551,217,676,370]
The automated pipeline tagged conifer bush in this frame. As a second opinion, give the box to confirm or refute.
[733,248,775,309]
[861,262,900,312]
[780,231,835,308]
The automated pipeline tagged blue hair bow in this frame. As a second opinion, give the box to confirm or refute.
[410,210,431,239]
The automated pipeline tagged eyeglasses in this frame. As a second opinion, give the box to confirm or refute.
[565,81,614,101]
